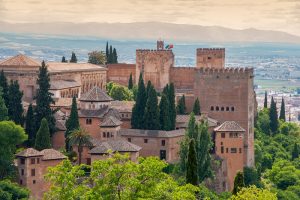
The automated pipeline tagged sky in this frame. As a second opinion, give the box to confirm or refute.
[0,0,300,36]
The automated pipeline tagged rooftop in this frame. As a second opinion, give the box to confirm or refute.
[214,121,245,132]
[16,148,43,157]
[90,139,141,154]
[176,115,218,128]
[100,116,123,127]
[50,80,80,90]
[79,107,121,119]
[80,86,113,102]
[16,148,66,160]
[0,54,40,67]
[119,129,185,138]
[111,101,134,112]
[47,62,106,73]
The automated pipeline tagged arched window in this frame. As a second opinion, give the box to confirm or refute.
[216,106,219,111]
[221,107,224,111]
[231,107,235,111]
[226,107,229,111]
[211,106,214,111]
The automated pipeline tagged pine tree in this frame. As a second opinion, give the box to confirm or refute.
[112,48,118,63]
[193,98,201,115]
[108,45,113,64]
[0,88,8,121]
[292,143,299,160]
[279,97,286,122]
[70,52,77,63]
[232,171,245,195]
[7,80,23,125]
[168,83,176,130]
[186,138,198,186]
[61,56,67,63]
[105,41,109,62]
[269,96,278,134]
[25,104,36,147]
[0,70,9,106]
[35,61,56,135]
[65,97,80,151]
[35,118,51,151]
[264,91,268,108]
[143,85,160,130]
[128,73,133,90]
[159,94,171,131]
[131,73,147,129]
[177,95,186,114]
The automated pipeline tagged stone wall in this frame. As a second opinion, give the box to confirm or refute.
[170,67,195,90]
[107,63,136,86]
[196,48,225,69]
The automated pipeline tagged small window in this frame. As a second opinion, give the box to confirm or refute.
[33,180,36,184]
[161,140,165,146]
[216,106,219,111]
[226,148,228,153]
[144,139,148,143]
[103,132,106,138]
[86,118,92,125]
[208,56,212,60]
[31,158,35,164]
[211,106,214,111]
[231,107,235,112]
[37,158,40,164]
[239,148,242,153]
[21,169,24,176]
[226,107,229,111]
[221,107,224,111]
[221,132,225,138]
[128,138,131,142]
[221,146,224,154]
[20,158,25,165]
[31,169,35,176]
[20,180,23,185]
[231,148,237,153]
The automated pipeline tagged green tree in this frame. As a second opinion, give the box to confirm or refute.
[0,180,30,200]
[108,45,113,64]
[88,51,106,65]
[35,61,56,135]
[292,143,299,160]
[264,91,268,108]
[68,128,92,165]
[35,118,51,151]
[7,80,23,125]
[0,70,9,106]
[256,108,271,136]
[109,83,133,101]
[186,139,198,186]
[65,97,80,151]
[279,97,286,122]
[159,94,171,131]
[112,48,118,63]
[193,98,201,115]
[177,95,186,114]
[25,103,36,147]
[44,154,198,200]
[0,88,8,121]
[232,171,245,195]
[105,41,109,62]
[230,185,277,200]
[269,96,279,134]
[143,84,160,130]
[0,121,27,179]
[70,52,77,63]
[128,73,133,90]
[168,83,176,130]
[61,56,67,63]
[243,167,260,187]
[131,73,147,129]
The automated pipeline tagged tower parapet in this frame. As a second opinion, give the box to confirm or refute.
[196,48,225,69]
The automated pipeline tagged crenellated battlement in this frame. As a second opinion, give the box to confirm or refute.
[197,48,225,51]
[136,49,173,52]
[197,67,253,74]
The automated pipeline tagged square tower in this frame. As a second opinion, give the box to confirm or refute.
[196,48,225,69]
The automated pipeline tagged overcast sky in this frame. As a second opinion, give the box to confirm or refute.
[0,0,299,36]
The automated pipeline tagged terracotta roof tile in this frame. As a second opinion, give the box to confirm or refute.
[80,87,113,102]
[40,149,67,160]
[176,115,218,128]
[119,129,185,138]
[47,62,106,73]
[50,80,80,90]
[214,121,245,132]
[15,148,43,157]
[111,101,134,112]
[0,54,40,67]
[90,139,141,154]
[100,116,123,127]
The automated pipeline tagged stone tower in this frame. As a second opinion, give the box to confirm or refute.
[157,40,164,50]
[196,48,225,69]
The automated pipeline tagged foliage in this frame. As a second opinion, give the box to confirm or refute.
[128,73,133,90]
[65,97,79,151]
[109,82,134,101]
[269,96,279,134]
[186,139,198,185]
[177,94,186,114]
[0,121,27,179]
[106,42,118,64]
[7,80,23,125]
[25,103,36,147]
[61,56,67,63]
[243,167,261,187]
[0,179,30,200]
[264,91,268,108]
[88,51,106,65]
[44,154,198,200]
[279,97,286,122]
[0,88,8,121]
[292,143,299,160]
[168,83,176,130]
[232,171,245,195]
[143,84,160,130]
[159,94,171,131]
[193,97,201,115]
[70,52,77,63]
[230,185,277,200]
[35,118,51,151]
[0,70,9,106]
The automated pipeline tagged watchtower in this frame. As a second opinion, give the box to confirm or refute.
[196,48,225,69]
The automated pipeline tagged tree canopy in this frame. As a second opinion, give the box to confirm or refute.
[65,97,80,151]
[70,52,77,63]
[88,51,106,65]
[35,118,51,151]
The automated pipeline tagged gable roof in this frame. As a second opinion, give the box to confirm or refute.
[80,86,113,102]
[214,121,245,132]
[90,139,141,154]
[40,149,67,160]
[47,62,106,73]
[119,129,185,138]
[176,115,218,128]
[0,54,40,67]
[100,116,123,127]
[15,148,43,158]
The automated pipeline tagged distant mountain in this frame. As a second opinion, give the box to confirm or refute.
[1,21,300,43]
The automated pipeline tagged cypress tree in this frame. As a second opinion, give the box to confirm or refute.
[128,73,133,90]
[65,97,80,151]
[232,171,245,195]
[143,84,160,130]
[159,94,171,131]
[61,56,66,63]
[25,104,36,147]
[186,139,198,186]
[177,95,186,114]
[35,61,56,135]
[105,41,109,62]
[0,88,8,121]
[108,45,113,64]
[0,70,9,106]
[269,96,278,134]
[168,83,176,130]
[35,118,51,151]
[7,80,23,125]
[264,91,268,108]
[146,80,152,99]
[292,143,299,160]
[279,97,286,122]
[193,98,201,115]
[113,48,118,63]
[131,73,147,129]
[70,52,77,63]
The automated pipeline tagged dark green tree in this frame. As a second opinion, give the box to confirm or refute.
[61,56,67,63]
[88,51,106,65]
[0,70,8,106]
[35,61,56,135]
[65,97,80,151]
[131,73,147,129]
[25,103,36,147]
[292,143,299,160]
[243,167,260,187]
[35,118,51,151]
[112,48,118,63]
[193,98,201,115]
[0,88,8,121]
[159,94,171,131]
[264,91,268,108]
[177,95,186,114]
[279,97,286,122]
[143,85,160,130]
[232,171,245,195]
[108,45,113,64]
[128,73,133,90]
[70,52,77,63]
[168,83,176,130]
[7,80,23,125]
[105,41,109,62]
[186,139,198,186]
[269,96,278,134]
[0,180,29,200]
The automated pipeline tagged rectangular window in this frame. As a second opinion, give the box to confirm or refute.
[231,148,237,153]
[103,132,106,138]
[21,169,24,176]
[20,180,22,185]
[221,133,225,138]
[160,150,166,160]
[128,138,131,142]
[221,146,224,154]
[161,140,165,146]
[144,139,148,143]
[230,133,239,138]
[20,158,25,165]
[226,148,228,153]
[86,118,92,125]
[31,169,35,176]
[31,158,35,164]
[37,158,40,164]
[33,180,36,184]
[239,148,242,153]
